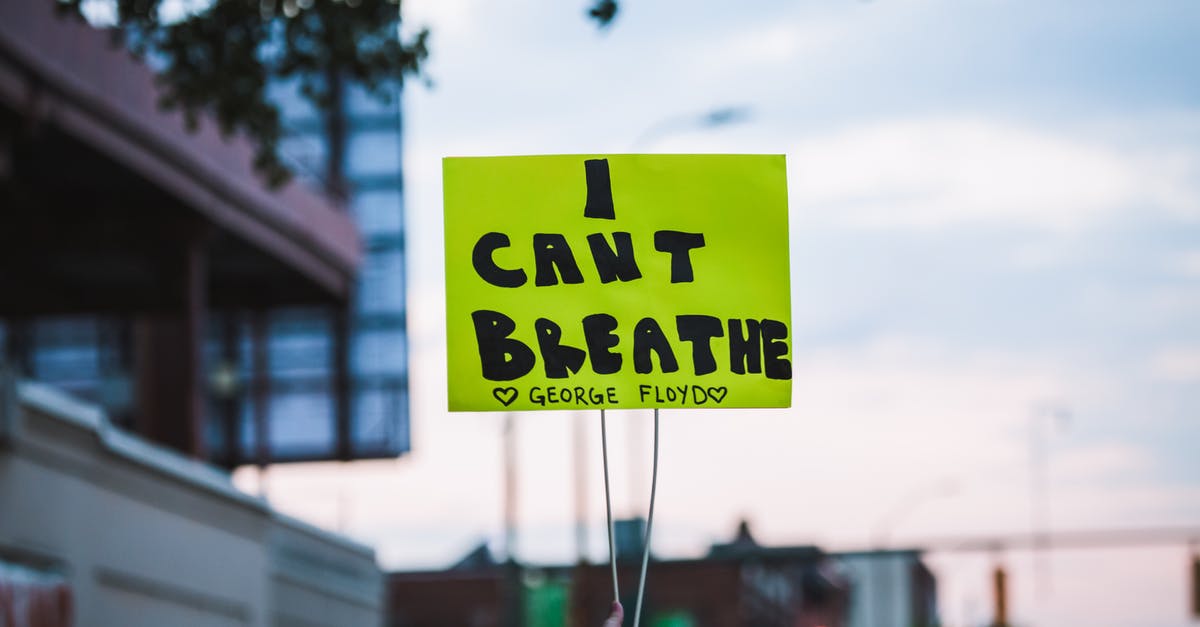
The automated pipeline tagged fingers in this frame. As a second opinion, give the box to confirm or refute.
[602,600,624,627]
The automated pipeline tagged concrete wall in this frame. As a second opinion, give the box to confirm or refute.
[0,373,382,627]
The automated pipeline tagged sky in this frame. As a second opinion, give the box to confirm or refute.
[235,1,1200,625]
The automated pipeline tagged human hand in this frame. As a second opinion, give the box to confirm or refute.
[602,601,624,627]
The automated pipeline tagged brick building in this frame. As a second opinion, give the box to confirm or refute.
[387,522,850,627]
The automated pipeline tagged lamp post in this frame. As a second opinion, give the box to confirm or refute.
[630,105,753,151]
[623,106,753,519]
[1030,402,1070,602]
[871,477,959,548]
[869,478,958,627]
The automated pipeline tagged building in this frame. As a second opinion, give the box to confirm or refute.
[0,374,384,626]
[0,1,411,468]
[386,521,851,627]
[224,62,412,465]
[833,550,938,627]
[0,2,389,624]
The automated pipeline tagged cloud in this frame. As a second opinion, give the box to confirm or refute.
[1166,249,1200,278]
[1053,442,1154,483]
[691,19,849,76]
[1148,347,1200,383]
[789,118,1200,231]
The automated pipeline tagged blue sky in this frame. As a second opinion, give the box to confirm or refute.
[244,2,1200,625]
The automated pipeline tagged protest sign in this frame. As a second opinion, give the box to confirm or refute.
[444,154,791,411]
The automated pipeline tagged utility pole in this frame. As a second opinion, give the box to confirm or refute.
[1190,542,1199,619]
[992,562,1009,627]
[1030,403,1069,600]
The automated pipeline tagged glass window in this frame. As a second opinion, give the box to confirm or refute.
[30,318,101,392]
[353,385,408,455]
[31,345,99,384]
[346,130,401,178]
[351,190,404,236]
[205,396,228,458]
[344,82,400,117]
[267,332,331,377]
[268,76,323,122]
[238,401,261,460]
[352,328,406,377]
[277,133,329,185]
[269,391,335,458]
[268,311,332,377]
[356,250,406,315]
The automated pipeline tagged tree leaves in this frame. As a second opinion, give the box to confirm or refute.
[57,0,428,187]
[55,0,614,187]
[588,0,619,28]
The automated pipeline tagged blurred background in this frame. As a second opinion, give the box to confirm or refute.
[0,1,1197,626]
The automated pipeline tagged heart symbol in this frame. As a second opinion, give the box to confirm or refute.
[492,387,519,407]
[706,387,728,403]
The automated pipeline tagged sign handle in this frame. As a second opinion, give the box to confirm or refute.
[632,407,660,627]
[600,407,661,627]
[601,408,620,602]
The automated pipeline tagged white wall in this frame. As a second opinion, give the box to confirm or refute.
[839,552,917,627]
[0,377,382,627]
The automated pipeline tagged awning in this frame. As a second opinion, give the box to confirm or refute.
[0,1,361,314]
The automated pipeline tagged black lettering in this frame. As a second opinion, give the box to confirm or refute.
[639,385,651,402]
[587,232,642,283]
[676,315,723,375]
[761,319,792,380]
[472,233,526,288]
[632,318,679,374]
[471,310,535,381]
[534,318,586,379]
[583,159,616,220]
[582,314,622,375]
[728,319,762,375]
[533,234,585,286]
[653,231,706,283]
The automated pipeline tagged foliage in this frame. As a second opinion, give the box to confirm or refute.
[55,0,619,188]
[56,0,427,187]
[588,0,618,28]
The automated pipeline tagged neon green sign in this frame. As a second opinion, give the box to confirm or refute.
[443,154,791,411]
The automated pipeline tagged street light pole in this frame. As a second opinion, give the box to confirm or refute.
[630,106,752,151]
[872,477,959,548]
[869,478,958,627]
[1030,403,1070,602]
[623,105,752,519]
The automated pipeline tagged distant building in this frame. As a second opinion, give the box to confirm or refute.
[833,550,938,627]
[217,68,411,465]
[386,521,851,627]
